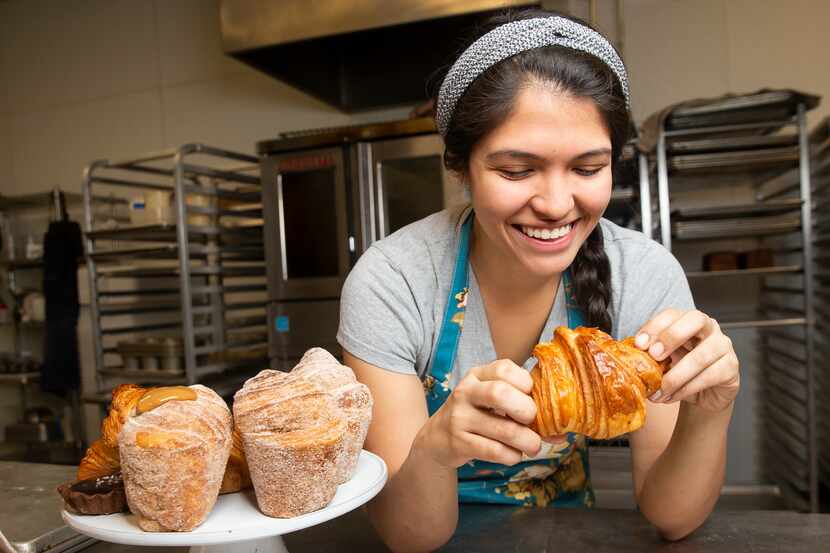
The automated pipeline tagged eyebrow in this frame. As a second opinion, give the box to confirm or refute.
[485,148,612,162]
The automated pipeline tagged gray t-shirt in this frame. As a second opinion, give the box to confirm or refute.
[337,206,694,387]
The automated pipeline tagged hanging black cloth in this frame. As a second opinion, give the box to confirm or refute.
[40,212,84,396]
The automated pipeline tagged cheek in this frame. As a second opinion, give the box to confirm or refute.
[575,178,613,219]
[469,174,529,219]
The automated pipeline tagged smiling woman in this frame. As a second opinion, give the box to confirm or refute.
[468,90,613,280]
[337,7,739,553]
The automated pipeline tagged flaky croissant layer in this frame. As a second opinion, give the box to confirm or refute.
[530,327,668,440]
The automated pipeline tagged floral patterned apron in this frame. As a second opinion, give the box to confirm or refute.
[423,211,594,507]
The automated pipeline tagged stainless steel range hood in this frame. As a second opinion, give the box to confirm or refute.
[220,0,538,112]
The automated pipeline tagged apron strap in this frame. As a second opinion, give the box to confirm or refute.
[429,211,474,383]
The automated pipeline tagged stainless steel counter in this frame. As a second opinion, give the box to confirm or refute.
[112,505,830,553]
[3,461,830,553]
[0,461,95,553]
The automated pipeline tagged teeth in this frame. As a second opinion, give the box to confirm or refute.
[521,223,572,240]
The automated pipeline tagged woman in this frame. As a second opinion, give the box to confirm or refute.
[338,8,739,552]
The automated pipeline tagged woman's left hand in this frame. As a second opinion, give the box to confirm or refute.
[633,308,740,412]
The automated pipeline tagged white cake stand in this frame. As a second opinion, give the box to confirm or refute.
[62,450,387,553]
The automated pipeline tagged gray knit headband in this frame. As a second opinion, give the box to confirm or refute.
[436,16,630,137]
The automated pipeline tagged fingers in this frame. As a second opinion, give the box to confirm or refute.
[474,411,542,458]
[649,333,728,402]
[636,309,714,362]
[665,352,740,404]
[471,359,533,393]
[634,308,683,349]
[445,406,541,464]
[461,360,537,425]
[456,376,538,425]
[460,432,525,466]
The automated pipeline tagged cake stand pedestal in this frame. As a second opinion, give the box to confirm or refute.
[63,450,387,553]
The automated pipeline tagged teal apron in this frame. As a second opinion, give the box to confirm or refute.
[423,211,594,507]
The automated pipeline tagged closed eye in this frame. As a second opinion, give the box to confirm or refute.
[499,169,533,180]
[574,166,607,177]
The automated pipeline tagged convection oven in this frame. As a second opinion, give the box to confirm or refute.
[259,118,467,369]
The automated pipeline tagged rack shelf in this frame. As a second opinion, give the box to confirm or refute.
[642,91,821,511]
[83,144,267,398]
[672,198,802,219]
[672,214,800,240]
[669,146,800,173]
[686,265,802,278]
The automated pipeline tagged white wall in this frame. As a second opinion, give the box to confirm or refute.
[624,0,830,126]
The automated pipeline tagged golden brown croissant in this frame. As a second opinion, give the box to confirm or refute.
[530,326,668,440]
[219,429,251,494]
[78,383,252,494]
[78,384,145,481]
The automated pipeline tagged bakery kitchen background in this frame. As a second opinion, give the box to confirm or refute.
[1,0,830,551]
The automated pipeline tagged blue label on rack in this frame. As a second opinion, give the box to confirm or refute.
[275,315,290,333]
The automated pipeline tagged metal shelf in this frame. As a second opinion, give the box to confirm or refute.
[97,265,265,279]
[193,356,270,378]
[83,143,268,395]
[668,133,798,154]
[98,367,187,382]
[719,317,806,330]
[86,223,263,243]
[671,198,802,220]
[670,149,799,174]
[686,265,802,278]
[643,97,821,511]
[0,372,40,383]
[98,302,192,316]
[0,259,43,270]
[672,214,801,240]
[610,188,634,203]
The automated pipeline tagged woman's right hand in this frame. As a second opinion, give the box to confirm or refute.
[414,359,543,469]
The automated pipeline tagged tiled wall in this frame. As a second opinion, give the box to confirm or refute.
[0,0,411,195]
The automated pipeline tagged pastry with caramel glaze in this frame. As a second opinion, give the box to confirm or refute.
[77,383,250,495]
[119,385,232,532]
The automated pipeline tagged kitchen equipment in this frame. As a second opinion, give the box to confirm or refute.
[259,118,467,369]
[644,91,821,512]
[220,0,539,111]
[82,144,268,395]
[5,407,63,443]
[117,336,188,374]
[21,291,46,322]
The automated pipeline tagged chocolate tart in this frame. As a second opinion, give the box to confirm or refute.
[57,472,128,515]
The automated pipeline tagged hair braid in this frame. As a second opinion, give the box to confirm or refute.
[571,225,612,333]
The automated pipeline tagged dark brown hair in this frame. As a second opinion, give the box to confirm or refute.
[432,8,632,333]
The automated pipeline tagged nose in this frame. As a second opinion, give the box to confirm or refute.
[528,171,575,220]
